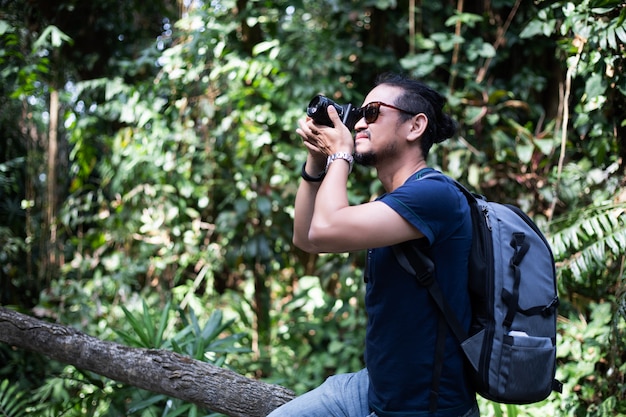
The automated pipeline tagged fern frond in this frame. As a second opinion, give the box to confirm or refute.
[549,201,626,281]
[0,379,29,417]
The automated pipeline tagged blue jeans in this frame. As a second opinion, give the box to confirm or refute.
[266,369,480,417]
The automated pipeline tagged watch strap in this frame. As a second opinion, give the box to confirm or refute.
[301,162,326,182]
[326,152,354,173]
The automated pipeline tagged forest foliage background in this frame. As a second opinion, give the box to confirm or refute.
[1,0,626,416]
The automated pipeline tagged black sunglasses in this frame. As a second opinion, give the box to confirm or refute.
[360,101,415,124]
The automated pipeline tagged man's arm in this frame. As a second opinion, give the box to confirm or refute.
[293,153,326,253]
[308,162,423,253]
[293,107,424,254]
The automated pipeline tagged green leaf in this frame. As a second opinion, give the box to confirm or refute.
[520,19,554,38]
[155,300,172,348]
[534,138,556,156]
[491,401,504,417]
[142,299,155,346]
[506,403,519,417]
[164,403,194,417]
[252,40,279,56]
[444,12,483,28]
[585,73,606,99]
[32,25,72,50]
[478,42,496,58]
[202,309,225,342]
[590,0,624,7]
[516,143,533,164]
[607,26,617,49]
[614,25,626,43]
[127,394,167,413]
[120,304,153,348]
[0,20,13,35]
[0,379,29,417]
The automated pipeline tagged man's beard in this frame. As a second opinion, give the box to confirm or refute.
[354,141,397,167]
[354,151,377,166]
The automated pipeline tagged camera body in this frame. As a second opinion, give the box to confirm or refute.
[306,95,361,131]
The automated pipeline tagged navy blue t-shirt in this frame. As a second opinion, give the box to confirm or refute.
[365,169,475,416]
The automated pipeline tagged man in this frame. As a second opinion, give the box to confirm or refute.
[269,73,478,417]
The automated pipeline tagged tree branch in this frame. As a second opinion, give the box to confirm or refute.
[0,307,295,417]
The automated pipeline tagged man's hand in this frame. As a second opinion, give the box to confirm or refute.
[296,106,354,158]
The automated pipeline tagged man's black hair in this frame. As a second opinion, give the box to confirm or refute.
[375,73,457,157]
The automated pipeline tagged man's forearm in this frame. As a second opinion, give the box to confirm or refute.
[307,159,351,249]
[292,157,325,252]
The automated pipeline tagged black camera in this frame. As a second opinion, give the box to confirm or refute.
[306,95,361,131]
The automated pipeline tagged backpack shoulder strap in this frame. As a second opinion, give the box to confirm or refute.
[394,171,474,342]
[393,241,469,413]
[392,242,468,343]
[393,172,475,411]
[416,171,480,204]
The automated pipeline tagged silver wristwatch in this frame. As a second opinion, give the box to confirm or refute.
[326,152,354,173]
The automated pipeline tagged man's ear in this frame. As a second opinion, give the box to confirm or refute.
[407,113,428,142]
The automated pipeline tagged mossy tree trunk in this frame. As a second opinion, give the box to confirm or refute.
[0,307,295,417]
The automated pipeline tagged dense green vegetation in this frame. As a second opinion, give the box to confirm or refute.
[1,0,625,415]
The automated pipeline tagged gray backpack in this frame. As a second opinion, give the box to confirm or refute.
[394,176,562,412]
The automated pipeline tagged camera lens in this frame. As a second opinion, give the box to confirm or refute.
[307,95,334,127]
[307,96,325,115]
[306,95,359,130]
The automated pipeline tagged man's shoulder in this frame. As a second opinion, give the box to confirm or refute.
[397,169,461,199]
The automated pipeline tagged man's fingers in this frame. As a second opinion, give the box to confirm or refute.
[326,105,341,123]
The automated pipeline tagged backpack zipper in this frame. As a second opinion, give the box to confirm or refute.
[483,206,492,231]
